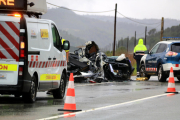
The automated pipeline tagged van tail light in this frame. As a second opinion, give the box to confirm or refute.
[165,51,178,57]
[20,36,26,58]
[19,67,23,76]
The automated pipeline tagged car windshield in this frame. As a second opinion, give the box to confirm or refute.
[171,43,180,53]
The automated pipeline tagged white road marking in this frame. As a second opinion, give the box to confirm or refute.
[37,92,179,120]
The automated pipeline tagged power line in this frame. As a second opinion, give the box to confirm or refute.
[117,11,161,26]
[154,23,161,29]
[47,2,115,13]
[136,23,161,36]
[47,2,162,26]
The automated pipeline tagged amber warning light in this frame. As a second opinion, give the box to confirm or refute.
[7,14,21,18]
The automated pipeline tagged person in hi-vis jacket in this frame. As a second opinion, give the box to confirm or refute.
[133,39,147,77]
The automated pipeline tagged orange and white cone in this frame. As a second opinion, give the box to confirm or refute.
[165,67,178,94]
[58,73,82,112]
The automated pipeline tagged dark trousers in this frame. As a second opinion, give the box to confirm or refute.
[136,59,141,73]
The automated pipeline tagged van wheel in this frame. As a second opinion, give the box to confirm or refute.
[140,65,151,80]
[53,73,66,99]
[158,65,167,82]
[23,75,37,103]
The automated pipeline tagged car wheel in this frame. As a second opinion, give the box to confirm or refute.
[53,73,66,99]
[158,65,167,82]
[23,75,37,103]
[123,72,131,80]
[140,65,151,80]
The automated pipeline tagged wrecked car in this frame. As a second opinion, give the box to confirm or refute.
[67,41,134,82]
[67,41,105,83]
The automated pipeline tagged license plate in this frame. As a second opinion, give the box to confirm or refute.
[0,73,6,79]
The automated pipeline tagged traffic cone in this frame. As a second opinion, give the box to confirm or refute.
[165,67,178,94]
[58,73,82,112]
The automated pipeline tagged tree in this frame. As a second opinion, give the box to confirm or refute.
[148,29,156,36]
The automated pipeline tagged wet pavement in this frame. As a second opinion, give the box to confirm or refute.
[0,76,180,120]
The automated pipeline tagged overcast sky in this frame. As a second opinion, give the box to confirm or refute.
[46,0,180,20]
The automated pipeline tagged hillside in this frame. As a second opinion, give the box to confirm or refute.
[85,15,180,30]
[59,30,86,47]
[42,8,180,48]
[107,24,180,53]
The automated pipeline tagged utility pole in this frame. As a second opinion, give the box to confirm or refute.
[160,17,164,41]
[145,26,147,45]
[134,31,136,47]
[113,3,117,56]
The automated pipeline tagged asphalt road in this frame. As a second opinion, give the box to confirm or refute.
[0,76,180,120]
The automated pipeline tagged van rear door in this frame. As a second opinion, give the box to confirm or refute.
[0,16,20,85]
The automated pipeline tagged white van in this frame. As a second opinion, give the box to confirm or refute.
[0,0,70,103]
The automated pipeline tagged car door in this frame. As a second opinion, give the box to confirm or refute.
[51,24,63,88]
[146,44,160,71]
[154,43,167,70]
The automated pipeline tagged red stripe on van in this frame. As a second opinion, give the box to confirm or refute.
[57,61,60,66]
[51,61,54,67]
[6,22,20,36]
[36,62,39,68]
[50,61,53,67]
[42,61,46,68]
[0,51,7,59]
[32,61,36,68]
[0,24,19,50]
[0,38,19,61]
[38,62,42,68]
[29,61,33,67]
[53,61,56,67]
[45,61,48,68]
[55,61,58,67]
[62,61,64,66]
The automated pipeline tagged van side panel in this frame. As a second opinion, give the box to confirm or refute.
[37,22,52,90]
[26,18,52,90]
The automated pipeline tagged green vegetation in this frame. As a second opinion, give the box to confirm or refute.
[106,24,180,76]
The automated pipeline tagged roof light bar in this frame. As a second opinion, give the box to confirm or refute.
[162,37,180,40]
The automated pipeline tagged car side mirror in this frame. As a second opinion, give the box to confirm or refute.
[144,50,149,54]
[63,40,70,50]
